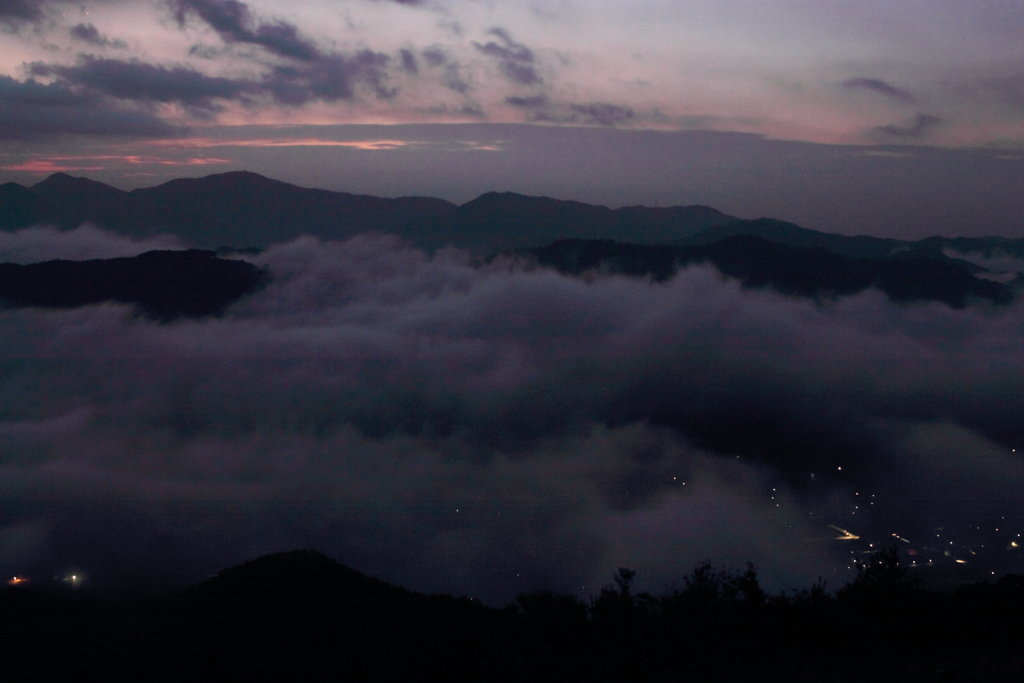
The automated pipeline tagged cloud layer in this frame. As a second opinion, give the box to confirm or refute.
[2,1,1023,146]
[2,227,1022,602]
[0,224,184,263]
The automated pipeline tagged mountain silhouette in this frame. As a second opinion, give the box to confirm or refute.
[184,550,401,603]
[0,249,268,320]
[123,171,457,247]
[918,234,1024,260]
[4,171,1023,270]
[396,190,737,252]
[4,549,1024,682]
[508,236,1015,308]
[169,550,503,681]
[0,173,736,250]
[0,171,457,248]
[2,550,505,681]
[681,217,907,259]
[681,217,1024,274]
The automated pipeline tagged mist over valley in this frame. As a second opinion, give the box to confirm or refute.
[1,173,1022,609]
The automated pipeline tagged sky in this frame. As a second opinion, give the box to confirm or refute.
[2,1,1024,603]
[1,0,1024,237]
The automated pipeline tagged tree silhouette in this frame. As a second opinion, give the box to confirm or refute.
[839,545,918,602]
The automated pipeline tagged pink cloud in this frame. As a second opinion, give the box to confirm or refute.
[0,156,231,173]
[1,160,105,173]
[150,137,431,150]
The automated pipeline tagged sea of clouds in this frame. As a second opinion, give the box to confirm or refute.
[1,227,1022,603]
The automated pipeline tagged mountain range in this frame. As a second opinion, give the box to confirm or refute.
[0,171,734,252]
[506,236,1017,308]
[5,171,1024,260]
[0,171,455,249]
[2,171,1023,315]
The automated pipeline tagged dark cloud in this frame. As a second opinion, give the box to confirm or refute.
[0,74,178,139]
[399,48,418,74]
[171,0,321,61]
[442,65,470,94]
[69,23,127,48]
[569,102,635,126]
[166,1,398,103]
[842,77,915,103]
[2,1,124,29]
[421,47,470,94]
[187,42,223,59]
[27,45,397,115]
[473,27,541,86]
[1,228,1021,604]
[874,112,941,139]
[263,50,394,103]
[0,0,42,24]
[505,94,547,108]
[30,57,255,110]
[422,46,446,67]
[171,0,250,39]
[248,20,320,61]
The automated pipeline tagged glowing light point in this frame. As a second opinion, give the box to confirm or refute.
[829,524,860,540]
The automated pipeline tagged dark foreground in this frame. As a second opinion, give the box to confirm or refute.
[3,548,1022,682]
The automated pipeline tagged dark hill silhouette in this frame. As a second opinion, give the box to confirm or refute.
[919,234,1024,259]
[5,172,1023,269]
[0,249,268,320]
[4,549,1024,682]
[397,190,737,252]
[0,171,457,248]
[123,171,457,247]
[30,171,128,206]
[682,217,908,259]
[885,240,988,273]
[184,549,401,603]
[0,173,735,250]
[508,236,1014,308]
[2,550,509,681]
[682,217,1024,274]
[0,181,36,225]
[167,550,506,681]
[1,173,129,231]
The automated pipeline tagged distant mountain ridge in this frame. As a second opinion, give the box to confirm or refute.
[0,171,457,248]
[507,236,1017,309]
[399,190,738,252]
[680,217,1023,273]
[0,171,737,250]
[3,170,1023,274]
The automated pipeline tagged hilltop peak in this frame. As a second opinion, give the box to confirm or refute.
[189,170,276,185]
[465,190,600,210]
[185,550,398,601]
[141,170,294,194]
[31,173,125,197]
